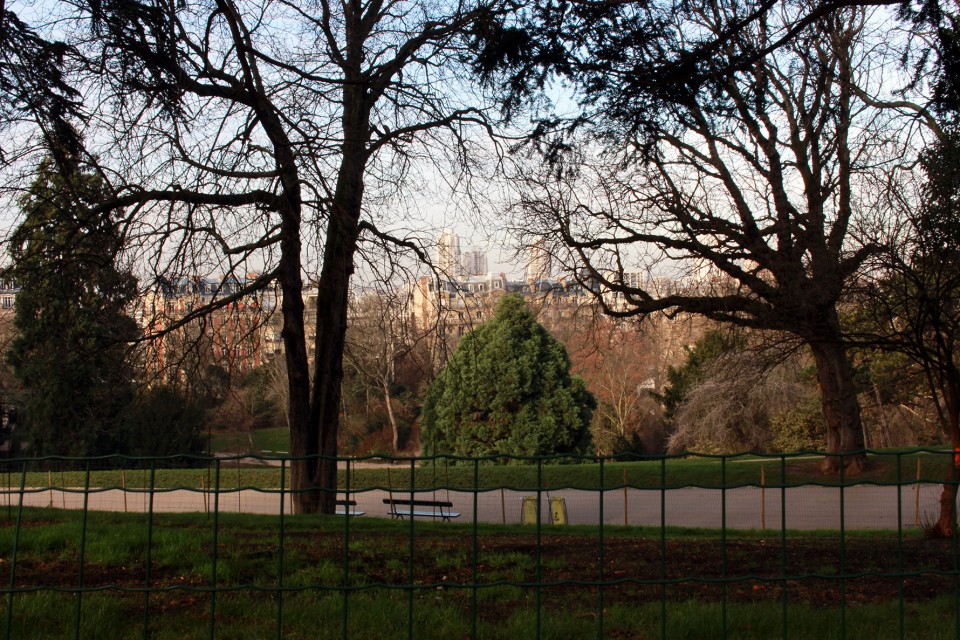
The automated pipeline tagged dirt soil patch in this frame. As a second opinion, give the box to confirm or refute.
[8,530,954,607]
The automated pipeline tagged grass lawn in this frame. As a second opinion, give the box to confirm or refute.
[5,448,955,492]
[0,508,956,639]
[209,426,291,454]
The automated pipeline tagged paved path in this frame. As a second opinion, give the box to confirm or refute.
[215,455,400,469]
[2,483,950,531]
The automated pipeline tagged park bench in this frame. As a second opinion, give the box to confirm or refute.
[335,499,364,516]
[383,498,460,521]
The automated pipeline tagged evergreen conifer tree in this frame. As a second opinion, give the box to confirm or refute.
[422,294,594,460]
[6,153,138,456]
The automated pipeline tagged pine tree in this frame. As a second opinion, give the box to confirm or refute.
[421,294,595,460]
[6,154,138,456]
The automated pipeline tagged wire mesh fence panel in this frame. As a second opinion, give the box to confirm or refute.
[1,450,959,639]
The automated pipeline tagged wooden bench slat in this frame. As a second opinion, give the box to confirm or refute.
[388,509,461,518]
[383,498,459,520]
[335,498,363,516]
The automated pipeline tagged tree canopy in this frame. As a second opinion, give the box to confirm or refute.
[421,294,594,460]
[478,2,925,473]
[0,0,496,507]
[24,0,515,512]
[855,129,960,535]
[0,7,82,159]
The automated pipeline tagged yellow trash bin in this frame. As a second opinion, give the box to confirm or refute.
[549,496,567,525]
[521,496,538,525]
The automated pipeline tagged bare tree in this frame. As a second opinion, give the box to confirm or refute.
[343,287,420,453]
[25,0,506,512]
[562,316,665,455]
[513,6,917,473]
[669,350,818,454]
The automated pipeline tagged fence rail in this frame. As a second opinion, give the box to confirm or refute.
[1,450,959,639]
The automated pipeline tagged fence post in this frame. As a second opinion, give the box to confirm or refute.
[407,456,415,640]
[237,458,242,513]
[896,452,905,640]
[276,458,286,640]
[721,455,728,639]
[472,458,479,640]
[342,456,351,640]
[5,460,28,640]
[915,459,921,528]
[761,465,766,531]
[143,461,156,640]
[659,456,667,640]
[951,452,960,639]
[536,457,543,638]
[387,467,394,507]
[209,458,221,640]
[623,468,628,527]
[839,455,847,639]
[780,454,788,638]
[501,488,506,525]
[598,456,605,639]
[74,462,92,640]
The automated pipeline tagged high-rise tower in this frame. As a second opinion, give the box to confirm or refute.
[526,237,552,281]
[436,229,463,276]
[462,248,488,276]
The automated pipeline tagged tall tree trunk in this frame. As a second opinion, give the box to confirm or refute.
[934,469,958,538]
[383,380,399,452]
[809,339,867,475]
[932,379,960,538]
[264,122,313,515]
[385,332,399,452]
[806,14,866,476]
[305,205,362,513]
[872,381,891,449]
[281,231,314,513]
[299,81,370,514]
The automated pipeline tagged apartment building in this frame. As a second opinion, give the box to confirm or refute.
[135,275,279,383]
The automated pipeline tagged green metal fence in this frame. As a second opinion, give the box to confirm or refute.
[1,449,958,639]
